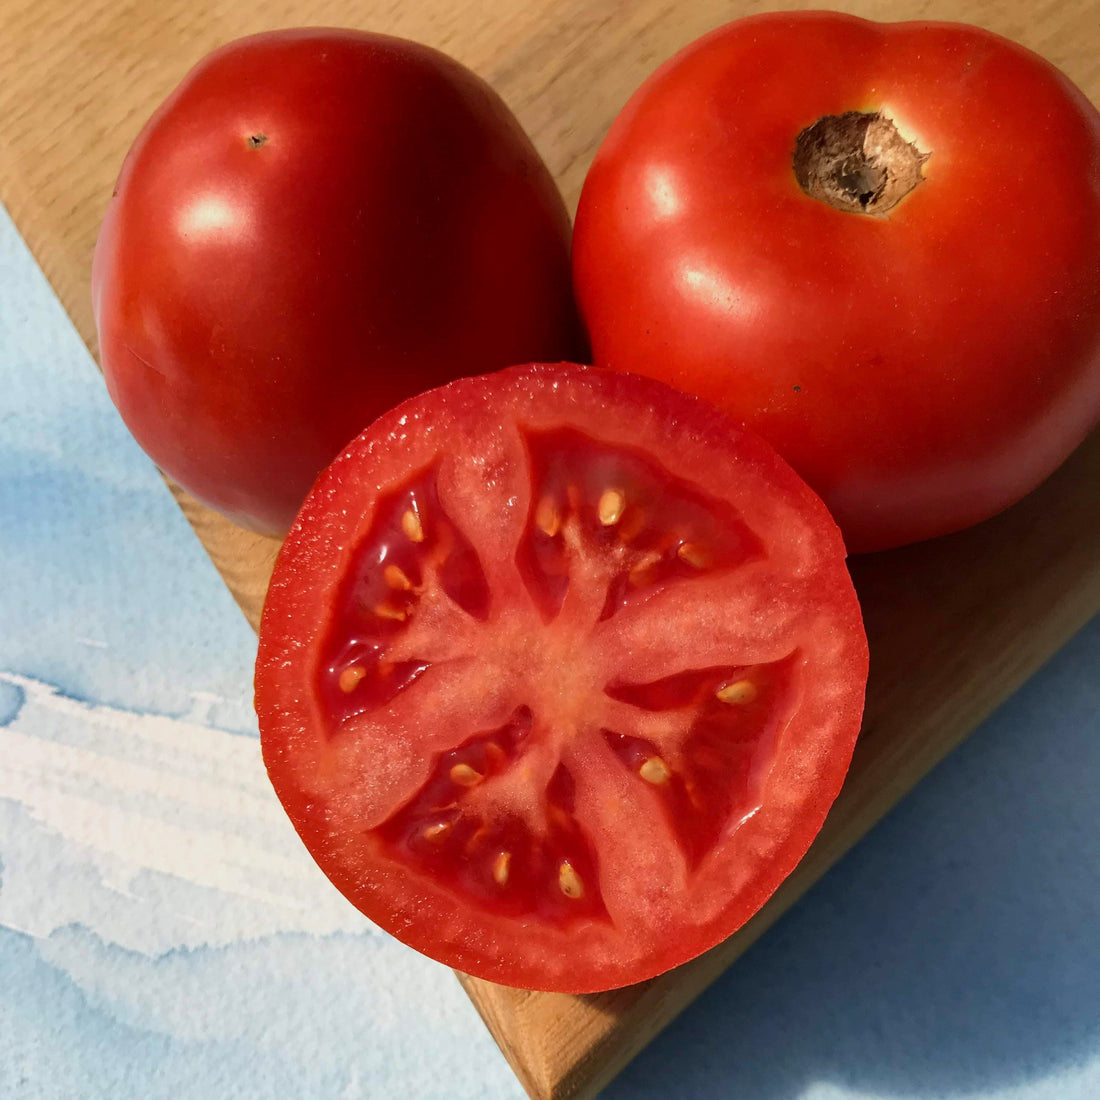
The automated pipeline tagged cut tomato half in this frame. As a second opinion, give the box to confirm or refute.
[255,364,867,992]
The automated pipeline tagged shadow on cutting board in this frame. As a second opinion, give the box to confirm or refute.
[605,616,1100,1100]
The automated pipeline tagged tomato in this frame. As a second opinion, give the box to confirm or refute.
[255,363,867,992]
[573,12,1100,553]
[92,29,582,536]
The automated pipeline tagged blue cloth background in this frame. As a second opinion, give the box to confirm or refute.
[1,202,1096,1099]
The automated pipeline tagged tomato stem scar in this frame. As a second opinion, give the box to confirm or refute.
[793,111,928,217]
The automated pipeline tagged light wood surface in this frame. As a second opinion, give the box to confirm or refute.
[2,2,1096,1097]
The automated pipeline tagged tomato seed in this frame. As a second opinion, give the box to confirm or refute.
[639,756,671,784]
[677,542,708,568]
[401,508,425,542]
[384,563,413,590]
[493,851,511,886]
[450,763,483,787]
[535,496,561,537]
[373,603,407,621]
[598,488,626,526]
[558,860,584,899]
[717,679,758,705]
[337,665,366,693]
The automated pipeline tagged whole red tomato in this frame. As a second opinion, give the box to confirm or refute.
[573,12,1100,552]
[93,29,583,536]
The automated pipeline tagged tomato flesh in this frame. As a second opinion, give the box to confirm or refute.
[256,364,867,992]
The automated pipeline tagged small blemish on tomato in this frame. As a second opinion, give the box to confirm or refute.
[246,133,267,149]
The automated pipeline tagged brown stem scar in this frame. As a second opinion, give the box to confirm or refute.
[793,111,929,217]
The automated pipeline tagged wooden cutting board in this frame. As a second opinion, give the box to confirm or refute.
[2,1,1097,1097]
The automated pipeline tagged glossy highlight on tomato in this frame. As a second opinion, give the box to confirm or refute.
[573,11,1100,552]
[92,28,582,536]
[255,364,868,992]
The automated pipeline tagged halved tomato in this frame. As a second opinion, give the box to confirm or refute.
[255,364,867,992]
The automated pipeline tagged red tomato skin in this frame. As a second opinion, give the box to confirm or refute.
[255,363,868,993]
[573,12,1100,552]
[92,28,583,536]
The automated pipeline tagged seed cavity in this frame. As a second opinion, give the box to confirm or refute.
[402,508,425,542]
[598,488,626,526]
[717,679,758,705]
[639,756,671,784]
[535,496,561,537]
[493,850,511,886]
[558,859,584,899]
[450,763,483,787]
[338,665,366,694]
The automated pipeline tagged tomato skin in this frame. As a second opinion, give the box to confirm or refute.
[255,363,867,993]
[92,29,583,536]
[573,12,1100,552]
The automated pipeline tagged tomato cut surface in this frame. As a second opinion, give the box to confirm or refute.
[256,364,867,992]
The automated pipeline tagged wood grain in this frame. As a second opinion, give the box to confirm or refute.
[1,1,1096,1097]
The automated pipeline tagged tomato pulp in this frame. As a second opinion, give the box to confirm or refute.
[93,29,582,535]
[573,12,1100,552]
[255,364,867,992]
